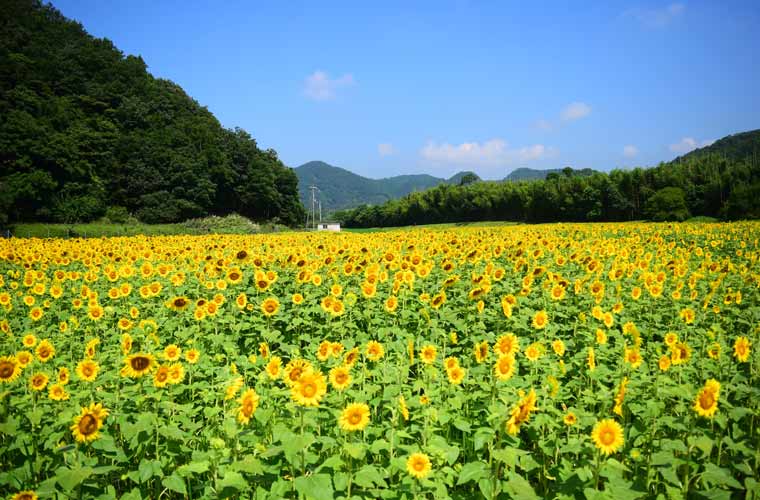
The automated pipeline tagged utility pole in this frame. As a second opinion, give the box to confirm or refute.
[309,185,318,230]
[319,201,322,224]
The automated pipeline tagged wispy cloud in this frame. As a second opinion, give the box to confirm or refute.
[623,145,639,157]
[535,101,592,131]
[420,139,554,171]
[378,143,396,156]
[303,70,355,101]
[625,3,685,28]
[560,102,592,122]
[669,137,715,154]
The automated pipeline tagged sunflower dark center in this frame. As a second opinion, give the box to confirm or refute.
[79,414,98,435]
[131,356,150,371]
[0,362,14,378]
[302,382,316,397]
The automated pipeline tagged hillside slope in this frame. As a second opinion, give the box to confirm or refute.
[671,129,760,163]
[0,0,304,225]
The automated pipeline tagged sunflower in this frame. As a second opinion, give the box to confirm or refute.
[87,305,103,321]
[168,363,185,384]
[524,342,543,362]
[384,296,399,313]
[22,334,37,348]
[664,332,678,347]
[265,356,282,379]
[473,341,489,363]
[76,360,99,382]
[153,365,170,388]
[613,377,629,416]
[495,334,520,357]
[693,379,720,418]
[595,329,607,345]
[71,402,108,443]
[494,355,516,381]
[0,355,22,384]
[658,355,671,371]
[16,351,33,368]
[707,343,720,360]
[624,348,643,369]
[10,491,38,500]
[57,366,70,384]
[85,338,100,358]
[163,344,181,362]
[122,353,157,378]
[48,383,69,401]
[365,341,385,361]
[29,307,44,321]
[29,372,49,391]
[563,412,577,426]
[259,342,270,358]
[344,348,360,367]
[733,336,751,362]
[420,345,437,365]
[261,297,280,317]
[185,348,200,364]
[444,357,459,371]
[552,340,565,357]
[430,292,446,309]
[291,370,327,407]
[237,388,260,425]
[339,402,370,432]
[292,293,304,305]
[506,388,538,435]
[587,347,596,371]
[399,395,410,421]
[591,419,624,455]
[166,296,190,311]
[121,333,133,355]
[670,342,691,365]
[446,365,466,385]
[284,359,313,386]
[527,310,547,331]
[329,365,352,391]
[406,453,432,479]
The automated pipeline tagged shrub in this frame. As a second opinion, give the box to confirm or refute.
[644,187,690,222]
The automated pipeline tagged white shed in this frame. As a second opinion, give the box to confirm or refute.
[317,222,341,232]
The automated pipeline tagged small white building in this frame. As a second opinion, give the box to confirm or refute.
[317,221,341,232]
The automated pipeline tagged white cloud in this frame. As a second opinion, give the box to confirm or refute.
[378,143,396,156]
[669,137,714,154]
[420,139,554,167]
[626,3,685,28]
[303,70,355,101]
[560,102,592,122]
[623,145,639,157]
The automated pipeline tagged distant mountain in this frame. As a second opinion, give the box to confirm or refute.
[504,167,598,182]
[671,129,760,164]
[294,161,479,210]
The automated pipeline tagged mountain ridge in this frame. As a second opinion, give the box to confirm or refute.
[294,161,478,211]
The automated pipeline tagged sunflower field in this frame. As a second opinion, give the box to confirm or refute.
[0,223,759,500]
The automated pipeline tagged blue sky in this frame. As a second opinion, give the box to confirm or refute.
[53,1,760,180]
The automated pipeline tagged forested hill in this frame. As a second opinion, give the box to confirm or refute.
[295,161,478,211]
[0,0,305,225]
[671,129,760,164]
[505,167,598,181]
[337,130,760,227]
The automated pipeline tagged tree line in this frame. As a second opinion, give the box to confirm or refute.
[335,153,760,227]
[0,0,305,226]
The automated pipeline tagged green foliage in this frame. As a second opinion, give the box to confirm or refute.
[0,0,305,226]
[103,206,130,224]
[339,143,760,227]
[644,187,690,222]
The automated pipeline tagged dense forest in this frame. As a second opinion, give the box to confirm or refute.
[0,0,305,226]
[336,131,760,227]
